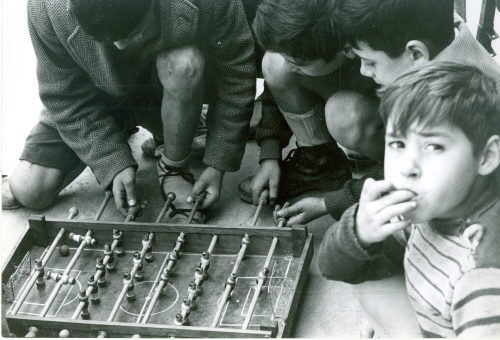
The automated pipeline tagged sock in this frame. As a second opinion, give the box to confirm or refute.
[280,104,333,146]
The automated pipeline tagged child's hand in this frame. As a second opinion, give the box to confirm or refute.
[251,159,281,205]
[356,178,417,247]
[276,197,327,226]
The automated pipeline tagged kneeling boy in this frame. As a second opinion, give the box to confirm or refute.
[318,62,500,337]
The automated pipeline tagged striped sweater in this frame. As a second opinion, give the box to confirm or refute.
[318,185,500,337]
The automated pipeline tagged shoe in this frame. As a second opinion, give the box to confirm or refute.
[157,160,207,224]
[238,143,351,204]
[2,177,22,210]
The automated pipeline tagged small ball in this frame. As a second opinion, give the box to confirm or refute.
[59,329,70,338]
[59,245,70,257]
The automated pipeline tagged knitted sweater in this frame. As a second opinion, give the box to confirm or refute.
[256,21,500,220]
[28,0,256,188]
[318,184,500,337]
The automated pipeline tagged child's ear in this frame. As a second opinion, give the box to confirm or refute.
[478,135,500,176]
[405,40,430,65]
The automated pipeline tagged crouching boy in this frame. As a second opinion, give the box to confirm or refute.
[318,62,500,338]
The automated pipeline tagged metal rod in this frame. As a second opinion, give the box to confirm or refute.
[108,230,154,321]
[94,191,112,220]
[211,284,233,327]
[140,274,168,324]
[250,196,266,226]
[11,208,79,315]
[212,197,266,328]
[139,192,206,324]
[136,253,171,323]
[155,193,176,224]
[71,236,121,320]
[242,274,266,329]
[186,192,206,224]
[107,259,142,322]
[207,235,218,255]
[40,230,92,317]
[242,239,278,329]
[242,212,286,329]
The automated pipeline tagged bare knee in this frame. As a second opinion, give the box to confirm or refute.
[9,161,64,209]
[156,45,205,91]
[262,52,296,93]
[325,91,380,150]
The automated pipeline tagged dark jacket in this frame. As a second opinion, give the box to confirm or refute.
[28,0,256,187]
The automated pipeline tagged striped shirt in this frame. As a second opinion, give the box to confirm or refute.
[404,186,500,337]
[318,185,500,337]
[405,221,500,337]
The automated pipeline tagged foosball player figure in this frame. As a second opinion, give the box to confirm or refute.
[79,289,91,320]
[241,234,251,260]
[175,234,185,253]
[144,235,154,263]
[168,250,179,270]
[45,271,76,285]
[103,244,115,272]
[186,281,198,310]
[160,269,172,298]
[133,252,144,282]
[69,231,97,246]
[97,330,107,338]
[124,273,136,302]
[199,251,210,279]
[95,257,107,287]
[35,259,45,288]
[25,326,39,338]
[88,275,100,304]
[225,273,237,300]
[193,266,205,295]
[113,229,125,257]
[174,298,192,326]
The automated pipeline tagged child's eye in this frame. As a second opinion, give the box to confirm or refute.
[387,141,405,149]
[424,144,444,152]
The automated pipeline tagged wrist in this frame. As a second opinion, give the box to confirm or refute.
[318,197,328,215]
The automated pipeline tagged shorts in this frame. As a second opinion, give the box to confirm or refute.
[20,85,164,173]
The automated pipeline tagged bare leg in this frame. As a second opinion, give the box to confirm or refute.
[325,91,384,162]
[156,45,205,163]
[262,52,319,114]
[8,160,86,209]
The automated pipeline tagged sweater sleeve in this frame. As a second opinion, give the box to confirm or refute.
[324,166,384,220]
[318,203,406,284]
[255,84,293,162]
[202,0,256,172]
[452,268,500,337]
[28,0,137,188]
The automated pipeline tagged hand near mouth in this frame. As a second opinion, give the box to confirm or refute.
[356,178,418,247]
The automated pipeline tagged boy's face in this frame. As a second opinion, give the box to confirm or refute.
[282,52,344,77]
[352,41,414,85]
[384,121,482,223]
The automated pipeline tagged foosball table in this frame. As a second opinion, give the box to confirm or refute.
[2,192,313,338]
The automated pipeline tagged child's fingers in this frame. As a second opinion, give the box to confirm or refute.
[286,212,305,226]
[277,201,300,218]
[371,189,416,213]
[380,219,412,237]
[376,201,417,224]
[360,179,395,202]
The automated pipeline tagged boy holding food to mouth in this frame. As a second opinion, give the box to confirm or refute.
[318,62,500,338]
